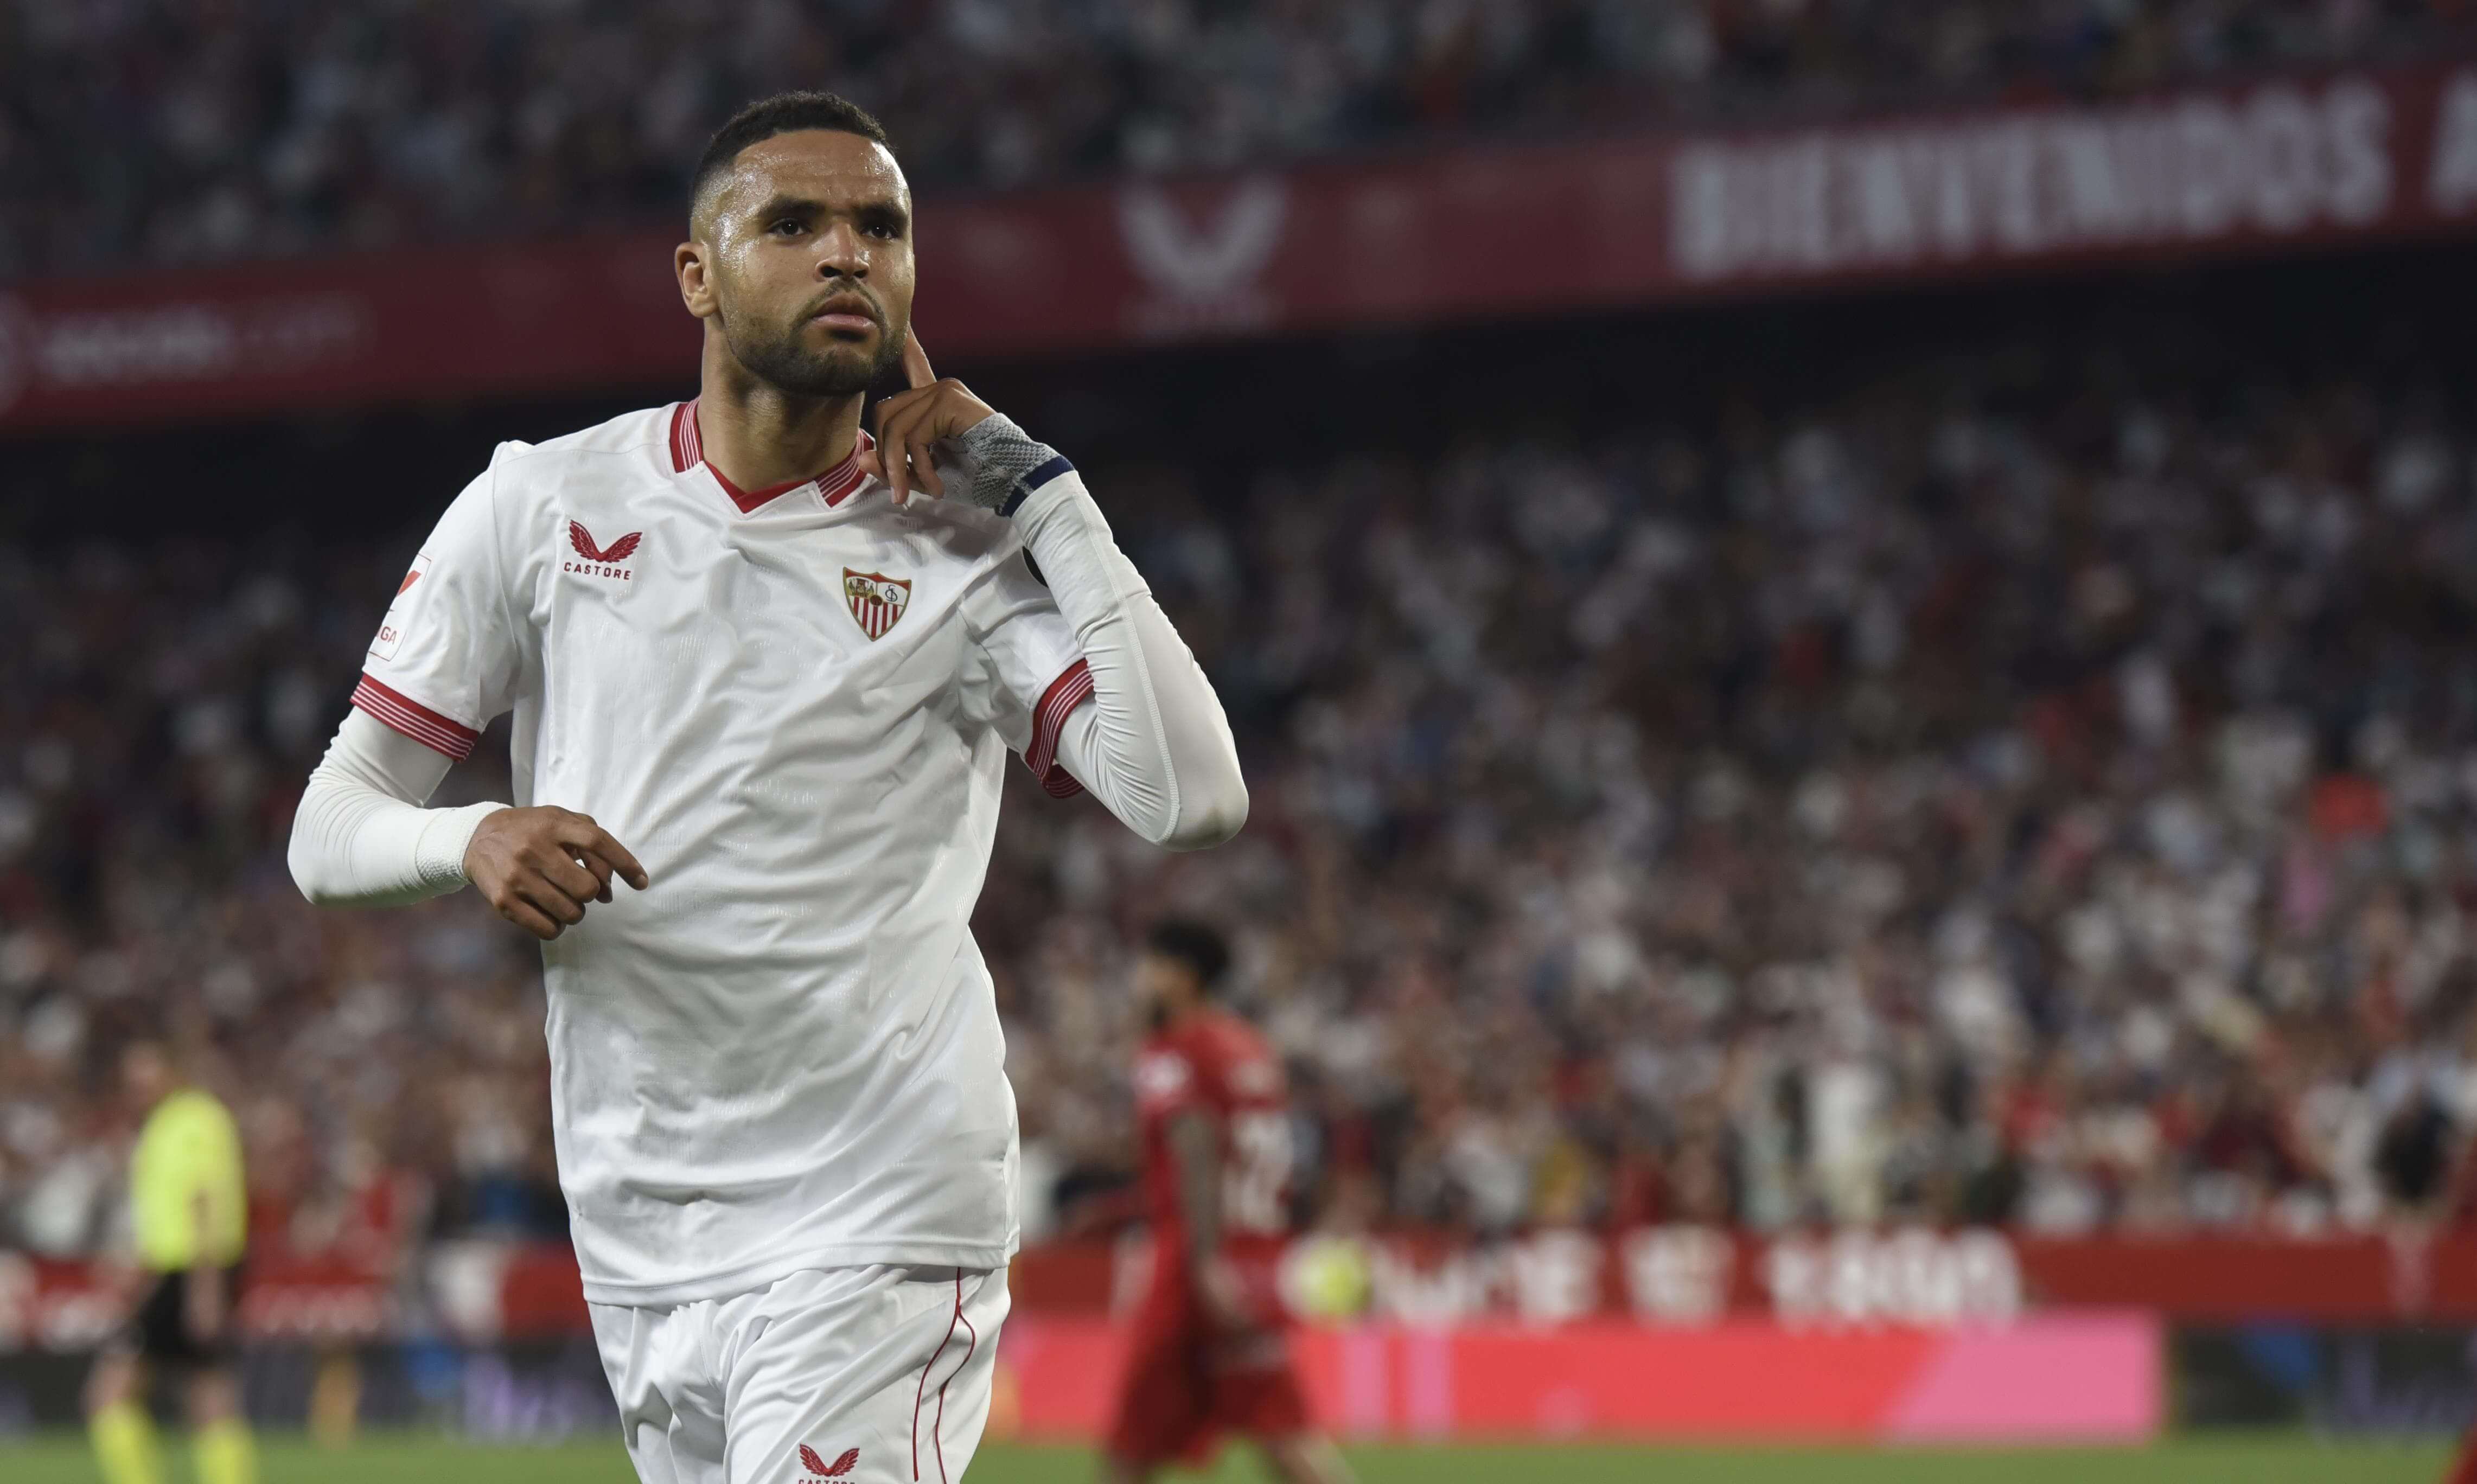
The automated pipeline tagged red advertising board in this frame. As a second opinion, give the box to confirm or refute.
[1008,1226,2477,1327]
[0,1250,398,1351]
[994,1314,2162,1444]
[5,63,2477,431]
[3,1227,2466,1352]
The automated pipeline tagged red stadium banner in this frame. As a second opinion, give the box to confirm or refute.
[5,63,2477,431]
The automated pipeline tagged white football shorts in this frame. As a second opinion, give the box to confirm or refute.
[589,1264,1010,1484]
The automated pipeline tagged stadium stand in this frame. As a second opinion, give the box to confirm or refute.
[6,276,2477,1256]
[4,0,2472,278]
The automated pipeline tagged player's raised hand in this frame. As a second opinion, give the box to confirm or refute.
[859,329,994,504]
[463,806,650,941]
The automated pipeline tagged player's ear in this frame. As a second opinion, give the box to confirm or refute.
[676,240,717,319]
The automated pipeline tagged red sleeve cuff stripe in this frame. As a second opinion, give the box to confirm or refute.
[1025,657,1095,785]
[352,674,482,760]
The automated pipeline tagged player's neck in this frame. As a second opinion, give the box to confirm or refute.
[695,357,865,493]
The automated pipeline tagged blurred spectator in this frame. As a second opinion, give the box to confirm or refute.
[3,0,2471,279]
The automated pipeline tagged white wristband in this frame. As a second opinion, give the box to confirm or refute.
[416,802,509,890]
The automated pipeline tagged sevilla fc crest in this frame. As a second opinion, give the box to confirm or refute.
[843,569,910,641]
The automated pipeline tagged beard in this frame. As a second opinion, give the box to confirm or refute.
[720,294,903,398]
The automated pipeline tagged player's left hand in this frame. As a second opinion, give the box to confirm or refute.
[859,330,993,505]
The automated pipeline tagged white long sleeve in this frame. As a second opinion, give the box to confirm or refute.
[288,708,509,906]
[1013,474,1248,851]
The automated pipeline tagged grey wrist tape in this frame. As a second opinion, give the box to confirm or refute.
[947,414,1077,515]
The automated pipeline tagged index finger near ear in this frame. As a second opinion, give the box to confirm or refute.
[902,329,935,389]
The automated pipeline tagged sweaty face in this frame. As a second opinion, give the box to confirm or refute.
[696,131,915,398]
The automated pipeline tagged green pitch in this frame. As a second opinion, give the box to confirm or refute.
[0,1434,2453,1482]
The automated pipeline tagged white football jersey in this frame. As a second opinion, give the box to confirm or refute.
[358,401,1093,1306]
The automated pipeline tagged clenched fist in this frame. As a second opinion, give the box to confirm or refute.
[463,806,649,939]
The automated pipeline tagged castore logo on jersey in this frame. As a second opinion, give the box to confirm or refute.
[799,1444,859,1477]
[566,520,642,581]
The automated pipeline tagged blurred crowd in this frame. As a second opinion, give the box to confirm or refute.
[996,337,2477,1245]
[0,537,561,1263]
[7,0,2473,279]
[5,322,2477,1261]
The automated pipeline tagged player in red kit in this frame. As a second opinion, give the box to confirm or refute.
[1102,922,1353,1484]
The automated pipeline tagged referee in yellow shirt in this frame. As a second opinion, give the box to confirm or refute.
[85,1037,258,1484]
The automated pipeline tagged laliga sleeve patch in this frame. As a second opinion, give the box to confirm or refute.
[369,552,432,661]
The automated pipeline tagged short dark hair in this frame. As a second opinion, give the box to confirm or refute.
[691,91,893,220]
[1146,920,1231,995]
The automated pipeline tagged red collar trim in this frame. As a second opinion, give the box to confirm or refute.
[669,398,874,513]
[668,397,701,474]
